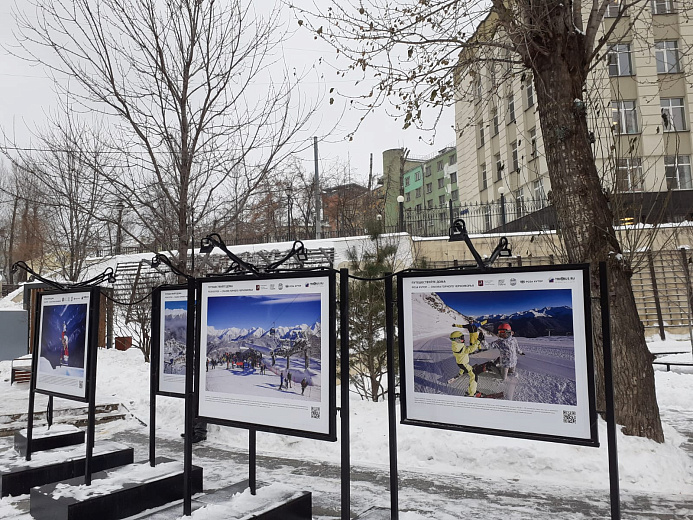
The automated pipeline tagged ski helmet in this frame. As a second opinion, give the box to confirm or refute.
[450,330,464,341]
[497,323,512,333]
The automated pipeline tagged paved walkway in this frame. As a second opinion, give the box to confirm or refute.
[105,408,693,519]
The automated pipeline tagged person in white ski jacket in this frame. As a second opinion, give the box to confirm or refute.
[491,323,524,380]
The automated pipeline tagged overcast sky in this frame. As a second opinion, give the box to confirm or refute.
[0,0,456,186]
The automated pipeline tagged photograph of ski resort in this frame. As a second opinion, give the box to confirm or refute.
[410,288,577,406]
[202,293,323,403]
[163,301,187,375]
[36,292,91,398]
[158,290,188,395]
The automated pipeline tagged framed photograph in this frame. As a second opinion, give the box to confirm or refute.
[196,272,337,441]
[33,288,99,401]
[152,286,189,397]
[398,264,598,446]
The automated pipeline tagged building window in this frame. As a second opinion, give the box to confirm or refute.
[495,153,503,182]
[426,182,433,194]
[611,100,638,134]
[474,77,482,98]
[404,176,411,187]
[439,194,446,205]
[451,189,459,201]
[479,122,485,147]
[655,41,680,74]
[415,170,421,181]
[481,163,488,190]
[652,0,676,14]
[449,154,457,165]
[450,172,457,184]
[405,192,411,202]
[534,178,546,208]
[508,95,516,123]
[516,188,526,218]
[616,158,644,192]
[415,187,422,197]
[492,108,500,135]
[511,141,519,172]
[415,203,422,213]
[664,155,693,189]
[661,98,686,131]
[605,0,624,17]
[526,77,534,108]
[427,199,433,209]
[483,206,492,231]
[529,127,537,158]
[437,178,445,189]
[608,44,632,76]
[437,160,444,172]
[425,165,432,177]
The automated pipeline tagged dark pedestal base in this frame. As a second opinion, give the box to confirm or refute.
[14,428,85,456]
[249,491,311,519]
[0,443,133,497]
[30,457,203,520]
[133,480,311,520]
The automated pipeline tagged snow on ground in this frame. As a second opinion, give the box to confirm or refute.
[88,342,693,494]
[0,334,692,518]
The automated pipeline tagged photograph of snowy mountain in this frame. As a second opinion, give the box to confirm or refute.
[399,268,596,444]
[163,301,187,376]
[35,291,92,399]
[410,289,578,406]
[203,293,323,403]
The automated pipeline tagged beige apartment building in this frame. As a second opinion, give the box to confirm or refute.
[455,1,693,232]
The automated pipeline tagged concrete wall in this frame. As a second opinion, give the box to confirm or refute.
[0,309,29,361]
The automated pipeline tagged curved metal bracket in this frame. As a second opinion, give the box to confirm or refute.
[448,219,512,269]
[11,261,117,290]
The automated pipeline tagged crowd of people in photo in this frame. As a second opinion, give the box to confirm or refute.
[206,347,311,396]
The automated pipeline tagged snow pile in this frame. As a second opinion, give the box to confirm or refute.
[187,483,304,519]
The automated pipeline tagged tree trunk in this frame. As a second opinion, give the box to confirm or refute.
[533,51,664,441]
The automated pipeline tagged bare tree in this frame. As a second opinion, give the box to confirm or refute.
[13,0,320,273]
[2,109,111,282]
[293,0,666,440]
[0,163,48,283]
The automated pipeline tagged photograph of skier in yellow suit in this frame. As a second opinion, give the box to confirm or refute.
[447,329,485,397]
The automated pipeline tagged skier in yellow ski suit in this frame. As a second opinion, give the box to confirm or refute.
[449,330,483,397]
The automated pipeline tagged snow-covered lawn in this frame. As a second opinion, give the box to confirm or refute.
[0,333,691,519]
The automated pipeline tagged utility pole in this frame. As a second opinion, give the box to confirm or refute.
[314,137,322,239]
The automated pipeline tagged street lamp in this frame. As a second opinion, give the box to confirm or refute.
[286,185,293,241]
[498,186,508,233]
[397,195,405,233]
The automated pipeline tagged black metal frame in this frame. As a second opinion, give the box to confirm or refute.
[26,286,102,486]
[151,285,189,400]
[396,263,599,447]
[195,270,338,442]
[30,287,101,403]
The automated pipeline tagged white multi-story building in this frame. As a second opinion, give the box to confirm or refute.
[455,1,693,230]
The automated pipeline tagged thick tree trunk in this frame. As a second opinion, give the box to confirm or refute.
[533,52,664,441]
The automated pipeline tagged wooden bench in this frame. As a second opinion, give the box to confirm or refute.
[10,357,32,385]
[653,360,693,372]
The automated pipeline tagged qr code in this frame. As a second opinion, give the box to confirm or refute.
[563,410,576,424]
[311,407,320,419]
